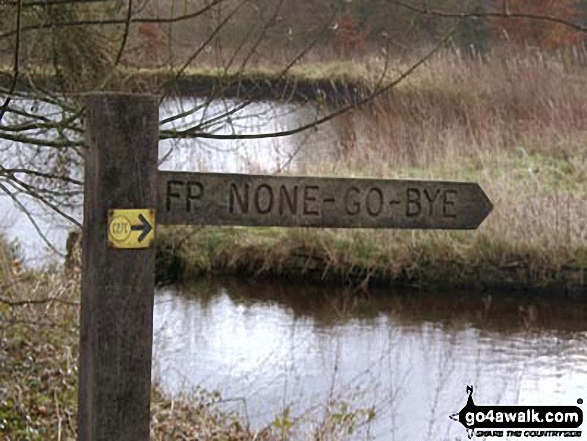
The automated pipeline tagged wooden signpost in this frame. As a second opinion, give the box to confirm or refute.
[79,94,159,441]
[78,93,493,440]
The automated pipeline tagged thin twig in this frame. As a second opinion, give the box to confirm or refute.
[114,0,133,66]
[0,317,71,329]
[164,8,339,138]
[4,177,82,227]
[0,167,83,186]
[0,0,228,40]
[158,0,248,101]
[0,182,65,257]
[0,0,22,123]
[0,131,84,148]
[391,0,587,33]
[96,0,134,90]
[160,26,456,141]
[0,119,83,133]
[4,0,108,7]
[0,295,79,307]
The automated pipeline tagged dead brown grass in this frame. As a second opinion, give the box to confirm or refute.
[331,47,587,167]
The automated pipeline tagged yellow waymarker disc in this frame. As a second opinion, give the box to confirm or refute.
[108,209,156,249]
[109,215,132,242]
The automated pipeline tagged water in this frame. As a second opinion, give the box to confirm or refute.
[158,97,337,174]
[153,278,587,440]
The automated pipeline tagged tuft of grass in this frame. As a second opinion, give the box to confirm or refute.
[161,224,585,291]
[0,266,80,439]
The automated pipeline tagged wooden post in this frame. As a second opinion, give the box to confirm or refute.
[78,93,159,440]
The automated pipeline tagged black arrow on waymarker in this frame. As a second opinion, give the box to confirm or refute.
[131,214,152,242]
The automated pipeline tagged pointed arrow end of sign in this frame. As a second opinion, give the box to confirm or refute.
[472,184,493,228]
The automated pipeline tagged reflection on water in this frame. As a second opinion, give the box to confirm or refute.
[153,278,587,440]
[159,98,336,174]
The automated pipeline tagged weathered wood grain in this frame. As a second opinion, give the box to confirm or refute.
[78,93,159,441]
[158,171,493,229]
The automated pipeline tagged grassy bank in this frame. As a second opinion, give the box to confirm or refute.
[157,48,587,294]
[0,62,375,104]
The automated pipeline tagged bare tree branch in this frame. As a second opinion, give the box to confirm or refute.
[0,0,229,41]
[0,318,74,329]
[0,106,84,134]
[0,119,82,133]
[4,0,108,7]
[94,0,134,90]
[4,176,82,227]
[113,0,133,67]
[391,0,587,33]
[2,106,57,124]
[160,26,456,141]
[162,7,339,141]
[0,295,78,307]
[0,84,80,112]
[235,0,286,73]
[0,182,66,257]
[0,0,23,123]
[0,166,83,185]
[0,131,84,148]
[161,0,248,99]
[186,0,293,130]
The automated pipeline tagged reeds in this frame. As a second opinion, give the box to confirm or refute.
[342,47,587,168]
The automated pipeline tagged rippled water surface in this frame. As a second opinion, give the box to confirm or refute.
[153,278,587,440]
